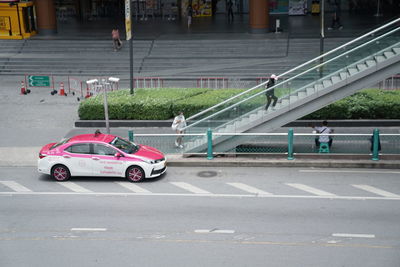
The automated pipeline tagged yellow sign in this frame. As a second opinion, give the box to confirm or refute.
[125,0,131,40]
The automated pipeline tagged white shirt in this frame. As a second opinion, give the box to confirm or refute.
[314,126,332,143]
[173,115,187,131]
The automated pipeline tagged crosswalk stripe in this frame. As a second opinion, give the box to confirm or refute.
[227,182,272,195]
[57,182,92,193]
[115,182,151,193]
[0,181,32,192]
[170,182,211,194]
[352,184,400,198]
[286,183,336,196]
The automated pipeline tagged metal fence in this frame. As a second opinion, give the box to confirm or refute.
[127,130,400,160]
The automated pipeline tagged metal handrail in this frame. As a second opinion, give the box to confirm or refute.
[183,17,400,128]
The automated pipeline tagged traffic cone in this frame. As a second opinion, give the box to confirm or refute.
[20,81,26,95]
[59,82,66,96]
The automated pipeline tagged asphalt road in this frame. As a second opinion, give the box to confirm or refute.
[1,167,400,267]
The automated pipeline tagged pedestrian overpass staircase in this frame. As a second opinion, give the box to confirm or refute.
[182,18,400,153]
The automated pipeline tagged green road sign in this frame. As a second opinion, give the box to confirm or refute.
[28,75,51,87]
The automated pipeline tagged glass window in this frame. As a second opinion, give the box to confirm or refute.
[110,137,139,154]
[51,138,71,150]
[65,143,91,154]
[93,144,117,156]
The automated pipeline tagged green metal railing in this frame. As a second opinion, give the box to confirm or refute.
[127,130,400,161]
[181,18,400,136]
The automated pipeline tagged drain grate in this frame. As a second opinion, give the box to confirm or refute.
[197,171,218,178]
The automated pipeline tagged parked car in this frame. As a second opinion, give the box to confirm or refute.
[38,131,166,182]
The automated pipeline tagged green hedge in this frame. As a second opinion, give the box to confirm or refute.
[78,88,400,120]
[303,89,400,120]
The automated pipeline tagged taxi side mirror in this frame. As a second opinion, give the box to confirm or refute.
[115,152,123,158]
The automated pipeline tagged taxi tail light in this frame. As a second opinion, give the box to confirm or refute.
[39,153,47,159]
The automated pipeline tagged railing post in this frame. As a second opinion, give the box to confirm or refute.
[372,128,380,161]
[288,128,294,160]
[128,130,134,142]
[207,128,213,160]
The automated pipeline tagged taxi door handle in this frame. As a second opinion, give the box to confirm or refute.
[92,157,100,161]
[63,155,71,159]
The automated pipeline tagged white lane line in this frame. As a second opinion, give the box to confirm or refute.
[71,228,107,231]
[115,182,151,193]
[57,182,92,193]
[332,233,375,239]
[0,181,32,192]
[170,182,211,194]
[286,183,336,196]
[352,184,400,198]
[300,169,400,174]
[195,229,235,234]
[227,182,272,195]
[1,191,400,200]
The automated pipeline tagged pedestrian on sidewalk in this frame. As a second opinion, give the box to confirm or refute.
[265,74,278,111]
[111,28,122,51]
[227,0,234,22]
[311,120,334,148]
[328,0,343,30]
[187,4,193,29]
[172,111,187,149]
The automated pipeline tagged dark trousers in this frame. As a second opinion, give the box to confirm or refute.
[228,9,234,21]
[331,14,342,28]
[265,94,278,110]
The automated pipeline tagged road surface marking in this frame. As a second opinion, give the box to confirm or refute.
[115,182,151,193]
[332,233,375,238]
[352,184,400,198]
[227,182,272,195]
[57,182,92,193]
[286,183,336,196]
[195,229,235,234]
[71,228,107,231]
[170,182,211,194]
[1,191,400,201]
[300,169,400,174]
[0,181,31,192]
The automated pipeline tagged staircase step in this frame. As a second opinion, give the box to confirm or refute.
[314,84,324,91]
[375,55,386,63]
[331,76,341,84]
[384,51,395,59]
[306,87,315,95]
[289,95,298,103]
[365,60,376,68]
[322,80,332,88]
[298,90,307,98]
[339,72,348,80]
[392,47,400,54]
[348,68,358,75]
[357,63,367,71]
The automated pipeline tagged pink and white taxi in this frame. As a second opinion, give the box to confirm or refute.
[38,132,167,182]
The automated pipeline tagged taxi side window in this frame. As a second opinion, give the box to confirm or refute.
[93,144,117,156]
[65,144,91,154]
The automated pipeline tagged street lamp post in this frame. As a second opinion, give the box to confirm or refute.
[319,0,325,77]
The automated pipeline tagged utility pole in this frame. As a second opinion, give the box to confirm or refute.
[129,0,134,95]
[319,0,325,77]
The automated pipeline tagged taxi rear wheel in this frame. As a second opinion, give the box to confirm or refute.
[51,165,71,181]
[126,166,145,183]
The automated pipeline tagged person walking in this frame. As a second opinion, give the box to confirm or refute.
[111,28,122,51]
[328,0,343,30]
[187,4,193,29]
[227,0,234,22]
[265,74,278,111]
[172,111,187,149]
[312,120,334,148]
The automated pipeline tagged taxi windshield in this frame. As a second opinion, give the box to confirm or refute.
[50,138,71,150]
[110,137,139,154]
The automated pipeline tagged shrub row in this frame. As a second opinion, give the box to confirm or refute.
[78,88,400,120]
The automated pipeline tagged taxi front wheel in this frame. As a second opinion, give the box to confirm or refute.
[126,166,145,183]
[51,165,71,181]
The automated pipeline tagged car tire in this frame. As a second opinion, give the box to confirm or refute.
[51,165,71,181]
[126,166,145,183]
